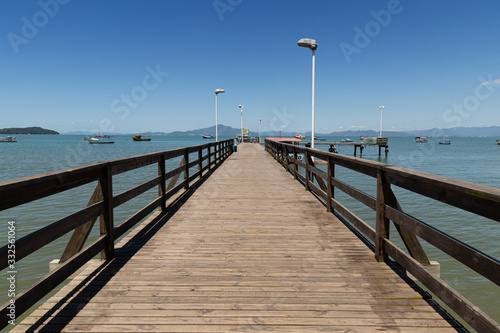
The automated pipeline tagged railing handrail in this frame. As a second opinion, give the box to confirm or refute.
[265,138,500,333]
[0,139,233,330]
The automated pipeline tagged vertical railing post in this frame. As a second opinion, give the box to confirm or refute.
[327,155,334,213]
[184,149,189,190]
[216,142,219,164]
[217,142,220,163]
[159,154,166,211]
[375,169,390,262]
[207,145,211,170]
[198,146,203,179]
[285,145,289,172]
[293,146,298,180]
[100,166,114,260]
[280,145,284,165]
[305,149,310,191]
[219,142,222,162]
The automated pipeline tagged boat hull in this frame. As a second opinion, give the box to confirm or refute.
[415,136,428,143]
[0,136,18,142]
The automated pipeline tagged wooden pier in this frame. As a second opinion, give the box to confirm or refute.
[2,140,500,332]
[300,138,389,158]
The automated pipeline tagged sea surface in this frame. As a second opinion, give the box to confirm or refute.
[1,135,499,328]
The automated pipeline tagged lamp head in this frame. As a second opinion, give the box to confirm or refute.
[297,38,318,51]
[215,89,225,94]
[379,105,385,110]
[239,105,243,109]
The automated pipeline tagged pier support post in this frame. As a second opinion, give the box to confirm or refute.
[293,147,298,180]
[305,150,310,191]
[375,170,390,262]
[184,150,189,190]
[159,155,166,211]
[285,146,289,172]
[326,156,335,213]
[100,166,114,260]
[198,147,203,179]
[207,145,211,170]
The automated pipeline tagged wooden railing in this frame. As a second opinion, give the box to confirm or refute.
[0,139,233,330]
[266,139,500,333]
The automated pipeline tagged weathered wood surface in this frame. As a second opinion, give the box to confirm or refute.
[15,144,464,332]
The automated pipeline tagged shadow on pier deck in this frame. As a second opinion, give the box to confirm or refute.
[13,144,467,332]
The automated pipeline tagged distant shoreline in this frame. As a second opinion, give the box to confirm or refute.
[0,127,59,135]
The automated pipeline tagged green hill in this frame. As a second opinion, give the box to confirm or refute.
[0,127,59,135]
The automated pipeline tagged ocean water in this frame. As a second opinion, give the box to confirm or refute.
[1,135,499,327]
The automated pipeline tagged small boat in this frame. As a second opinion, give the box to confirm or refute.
[415,136,428,143]
[202,134,215,139]
[85,135,114,144]
[341,138,353,143]
[294,134,306,139]
[438,139,452,145]
[0,136,18,142]
[496,140,500,145]
[132,135,151,141]
[314,136,326,141]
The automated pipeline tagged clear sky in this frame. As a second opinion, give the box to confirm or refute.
[1,0,500,134]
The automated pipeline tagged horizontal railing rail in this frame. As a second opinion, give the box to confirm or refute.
[265,139,500,333]
[0,139,233,330]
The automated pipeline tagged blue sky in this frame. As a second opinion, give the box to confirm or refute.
[1,0,500,134]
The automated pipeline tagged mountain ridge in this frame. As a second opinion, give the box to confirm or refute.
[63,125,500,137]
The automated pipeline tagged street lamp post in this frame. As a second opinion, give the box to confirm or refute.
[239,105,244,143]
[259,118,262,143]
[378,105,385,137]
[298,38,318,150]
[215,89,225,141]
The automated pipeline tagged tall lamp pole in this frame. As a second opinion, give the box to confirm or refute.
[215,89,225,141]
[239,105,244,143]
[298,38,318,150]
[259,118,262,143]
[378,105,385,137]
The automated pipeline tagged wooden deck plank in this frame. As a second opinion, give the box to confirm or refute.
[16,143,465,332]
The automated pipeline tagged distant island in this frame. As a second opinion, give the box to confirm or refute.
[0,127,60,135]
